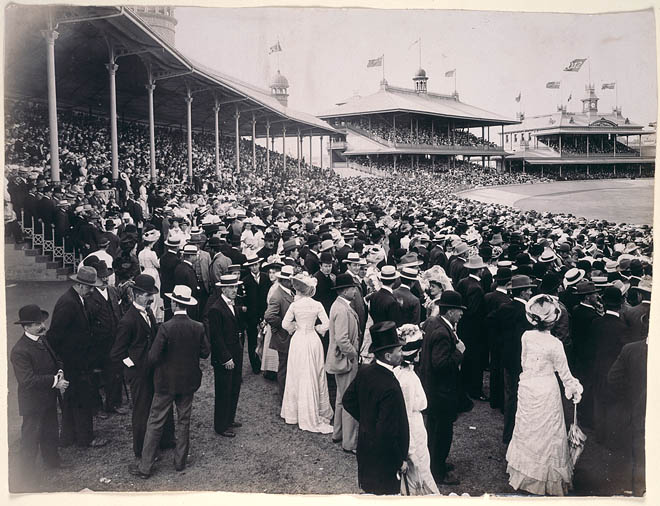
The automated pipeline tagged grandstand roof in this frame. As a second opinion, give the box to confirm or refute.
[503,110,648,136]
[318,84,518,127]
[4,5,337,138]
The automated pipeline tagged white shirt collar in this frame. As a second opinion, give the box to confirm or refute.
[375,359,395,373]
[382,285,393,293]
[642,300,651,305]
[580,302,595,310]
[174,310,188,315]
[514,297,527,305]
[440,315,455,331]
[338,295,352,305]
[133,301,147,312]
[25,331,40,341]
[605,310,620,318]
[469,274,481,281]
[496,287,508,294]
[97,287,108,300]
[221,294,235,306]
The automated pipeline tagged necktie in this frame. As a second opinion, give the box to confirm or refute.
[140,310,151,327]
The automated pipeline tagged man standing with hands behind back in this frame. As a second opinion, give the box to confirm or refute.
[11,304,69,485]
[343,321,409,495]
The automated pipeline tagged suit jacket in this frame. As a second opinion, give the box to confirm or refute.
[494,299,531,375]
[304,251,321,275]
[393,285,421,325]
[209,251,232,286]
[110,305,158,379]
[343,362,409,495]
[571,303,599,374]
[623,301,650,341]
[149,313,210,395]
[368,288,401,327]
[242,272,266,324]
[608,340,647,433]
[46,287,92,375]
[10,334,62,416]
[456,275,486,346]
[313,271,336,316]
[264,285,294,353]
[591,312,632,397]
[206,296,243,367]
[325,297,360,374]
[347,272,368,338]
[159,250,180,296]
[86,286,123,368]
[174,261,200,296]
[419,315,463,416]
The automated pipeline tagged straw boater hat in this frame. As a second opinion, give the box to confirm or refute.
[563,268,585,289]
[399,266,419,281]
[69,266,103,287]
[343,252,367,265]
[166,285,198,306]
[215,274,243,287]
[378,265,400,281]
[165,236,181,248]
[15,304,49,325]
[275,264,295,280]
[243,254,261,267]
[525,294,561,327]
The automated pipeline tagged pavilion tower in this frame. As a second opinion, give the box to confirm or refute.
[270,70,289,107]
[128,6,177,46]
[413,68,428,94]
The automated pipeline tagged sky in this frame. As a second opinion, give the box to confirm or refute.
[173,6,657,160]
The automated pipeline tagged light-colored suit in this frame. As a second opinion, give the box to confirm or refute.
[326,296,360,451]
[264,284,295,398]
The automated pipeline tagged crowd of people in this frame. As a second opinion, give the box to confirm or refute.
[544,136,638,157]
[344,118,499,149]
[6,98,652,496]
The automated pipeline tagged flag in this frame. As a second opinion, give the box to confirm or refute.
[269,41,282,54]
[546,81,560,89]
[564,58,587,72]
[602,82,616,90]
[567,93,572,102]
[367,56,383,68]
[408,38,420,49]
[445,69,455,77]
[515,92,521,103]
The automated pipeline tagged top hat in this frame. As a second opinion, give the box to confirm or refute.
[333,273,357,291]
[133,274,159,294]
[69,266,103,287]
[435,290,467,310]
[166,285,198,306]
[368,321,404,353]
[15,304,49,325]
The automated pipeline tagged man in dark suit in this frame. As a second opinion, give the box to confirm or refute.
[130,286,210,478]
[623,278,651,342]
[483,267,512,411]
[494,274,535,444]
[419,291,466,486]
[264,265,296,399]
[11,305,70,480]
[241,254,265,373]
[174,244,202,320]
[608,338,647,497]
[456,255,488,401]
[343,321,409,495]
[110,274,174,458]
[206,274,245,437]
[368,265,402,326]
[85,260,126,415]
[303,234,322,274]
[159,237,181,321]
[46,266,108,448]
[393,267,421,325]
[313,251,336,316]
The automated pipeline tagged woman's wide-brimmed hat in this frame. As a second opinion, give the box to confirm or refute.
[166,285,198,306]
[291,273,318,297]
[143,229,161,243]
[15,304,49,325]
[216,274,243,287]
[525,293,561,327]
[369,321,404,353]
[398,324,424,356]
[69,266,103,287]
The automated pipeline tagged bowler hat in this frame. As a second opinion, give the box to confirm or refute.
[320,251,334,264]
[15,304,49,325]
[332,273,357,291]
[208,236,223,249]
[602,286,623,307]
[494,267,513,282]
[133,274,159,294]
[435,290,467,310]
[69,266,103,287]
[307,234,321,246]
[369,321,404,353]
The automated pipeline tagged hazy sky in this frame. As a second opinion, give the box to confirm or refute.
[174,7,657,128]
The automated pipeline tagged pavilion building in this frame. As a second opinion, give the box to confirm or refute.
[317,69,518,173]
[502,84,655,179]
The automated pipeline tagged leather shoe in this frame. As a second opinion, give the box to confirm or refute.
[176,455,193,472]
[331,438,342,444]
[437,471,460,486]
[128,463,150,479]
[219,430,235,438]
[230,421,242,428]
[342,448,357,455]
[88,437,109,448]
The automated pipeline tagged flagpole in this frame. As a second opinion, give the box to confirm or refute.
[616,80,618,109]
[588,56,591,86]
[419,37,422,69]
[382,53,385,82]
[454,70,457,95]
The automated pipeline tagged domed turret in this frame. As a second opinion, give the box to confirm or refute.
[413,68,428,94]
[270,70,289,107]
[128,6,178,46]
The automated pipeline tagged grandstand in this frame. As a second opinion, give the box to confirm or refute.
[4,4,337,183]
[502,84,656,179]
[317,69,518,174]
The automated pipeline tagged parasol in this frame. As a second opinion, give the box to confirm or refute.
[567,403,587,466]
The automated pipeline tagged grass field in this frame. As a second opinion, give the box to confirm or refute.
[459,178,654,225]
[5,281,635,496]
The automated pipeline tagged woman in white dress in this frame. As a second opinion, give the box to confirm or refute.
[506,294,583,496]
[280,273,333,434]
[138,229,164,322]
[394,324,440,495]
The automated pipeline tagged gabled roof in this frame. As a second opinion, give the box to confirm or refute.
[504,110,646,135]
[318,85,518,127]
